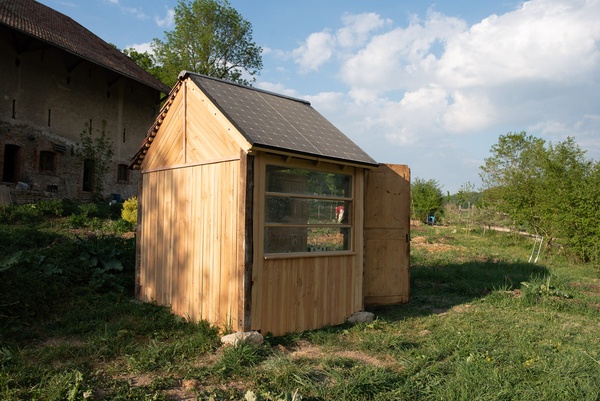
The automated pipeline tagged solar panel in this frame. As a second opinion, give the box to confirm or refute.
[190,74,377,166]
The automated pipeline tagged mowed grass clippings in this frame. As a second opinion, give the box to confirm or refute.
[1,218,600,400]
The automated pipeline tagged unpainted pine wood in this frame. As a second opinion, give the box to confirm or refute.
[255,255,357,336]
[185,99,240,162]
[250,154,266,331]
[363,163,411,305]
[353,168,365,312]
[237,151,250,332]
[364,164,410,230]
[138,161,241,329]
[143,94,185,170]
[186,83,252,152]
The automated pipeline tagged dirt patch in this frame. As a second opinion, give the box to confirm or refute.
[126,374,154,387]
[413,242,466,254]
[411,236,467,254]
[569,282,600,294]
[280,340,395,369]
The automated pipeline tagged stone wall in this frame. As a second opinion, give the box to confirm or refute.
[0,23,161,201]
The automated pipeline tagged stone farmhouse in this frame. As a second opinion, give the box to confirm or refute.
[0,0,169,202]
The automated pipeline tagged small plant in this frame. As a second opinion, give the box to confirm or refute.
[521,275,572,300]
[121,196,137,225]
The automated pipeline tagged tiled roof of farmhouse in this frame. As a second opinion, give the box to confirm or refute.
[130,71,377,169]
[0,0,170,94]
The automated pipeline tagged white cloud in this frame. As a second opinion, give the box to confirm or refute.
[125,41,153,54]
[292,30,336,72]
[155,8,175,28]
[437,0,600,88]
[337,13,392,48]
[291,13,392,73]
[106,0,148,20]
[341,10,466,101]
[330,0,600,141]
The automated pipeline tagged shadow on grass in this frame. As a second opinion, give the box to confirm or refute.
[369,260,549,321]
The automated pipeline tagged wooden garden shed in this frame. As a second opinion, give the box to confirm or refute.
[130,71,410,336]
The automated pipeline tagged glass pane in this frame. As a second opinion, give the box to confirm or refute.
[266,196,351,224]
[266,165,352,197]
[265,227,351,253]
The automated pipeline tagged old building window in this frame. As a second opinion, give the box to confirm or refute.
[117,164,129,183]
[264,164,352,254]
[39,151,57,173]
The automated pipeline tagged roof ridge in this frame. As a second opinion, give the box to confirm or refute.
[178,70,311,106]
[0,0,169,94]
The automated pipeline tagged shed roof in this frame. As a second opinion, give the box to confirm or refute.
[188,72,377,166]
[130,71,377,169]
[0,0,170,94]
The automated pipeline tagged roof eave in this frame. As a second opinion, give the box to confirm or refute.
[250,145,379,169]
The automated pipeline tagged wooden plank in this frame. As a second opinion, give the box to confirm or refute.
[143,94,185,170]
[187,82,252,152]
[364,163,411,306]
[238,152,253,332]
[353,168,365,312]
[364,164,410,229]
[257,255,356,336]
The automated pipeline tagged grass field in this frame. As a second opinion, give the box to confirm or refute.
[1,214,600,400]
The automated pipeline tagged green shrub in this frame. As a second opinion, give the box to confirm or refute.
[7,204,43,223]
[121,197,137,225]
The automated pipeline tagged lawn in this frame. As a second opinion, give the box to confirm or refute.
[1,207,600,400]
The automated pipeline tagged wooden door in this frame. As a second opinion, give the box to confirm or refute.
[363,164,410,305]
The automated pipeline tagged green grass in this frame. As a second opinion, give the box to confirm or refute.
[1,213,600,400]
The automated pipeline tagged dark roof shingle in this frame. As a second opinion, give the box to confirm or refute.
[188,72,377,166]
[0,0,169,94]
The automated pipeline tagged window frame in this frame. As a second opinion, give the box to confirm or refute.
[117,164,130,183]
[39,150,57,174]
[260,155,356,257]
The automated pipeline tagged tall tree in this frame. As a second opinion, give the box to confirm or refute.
[480,132,599,262]
[152,0,262,87]
[411,178,444,223]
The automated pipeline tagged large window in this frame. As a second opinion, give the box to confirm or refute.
[264,164,352,254]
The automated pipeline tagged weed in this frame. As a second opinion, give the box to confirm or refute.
[214,342,268,377]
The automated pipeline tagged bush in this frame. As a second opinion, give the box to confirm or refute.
[121,197,137,225]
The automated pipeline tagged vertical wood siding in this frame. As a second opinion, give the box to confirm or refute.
[142,92,185,170]
[251,255,358,336]
[364,164,411,304]
[139,160,241,329]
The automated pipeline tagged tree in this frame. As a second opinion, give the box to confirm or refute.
[480,132,548,235]
[151,0,262,87]
[480,132,599,262]
[123,48,167,84]
[411,178,444,223]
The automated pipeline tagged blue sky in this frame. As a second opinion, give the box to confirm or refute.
[39,0,600,193]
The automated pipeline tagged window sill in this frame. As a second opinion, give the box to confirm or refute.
[264,250,356,260]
